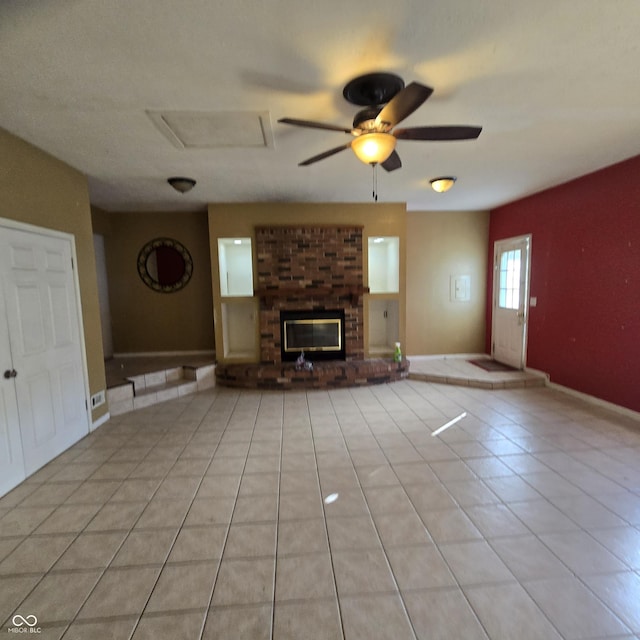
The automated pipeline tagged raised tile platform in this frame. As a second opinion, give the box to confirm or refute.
[215,358,409,390]
[105,356,216,415]
[407,354,547,389]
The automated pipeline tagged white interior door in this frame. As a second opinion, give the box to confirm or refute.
[0,224,89,478]
[0,277,26,496]
[492,235,531,369]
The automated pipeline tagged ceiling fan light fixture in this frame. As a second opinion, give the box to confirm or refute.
[351,133,396,165]
[167,177,196,193]
[430,176,457,193]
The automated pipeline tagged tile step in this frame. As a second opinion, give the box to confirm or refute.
[134,377,198,397]
[407,371,546,389]
[106,364,215,416]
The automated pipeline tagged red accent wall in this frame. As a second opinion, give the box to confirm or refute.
[487,155,640,413]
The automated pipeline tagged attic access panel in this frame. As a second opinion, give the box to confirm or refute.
[147,110,275,149]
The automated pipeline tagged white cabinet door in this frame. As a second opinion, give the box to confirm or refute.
[0,225,89,479]
[0,276,26,496]
[368,299,399,354]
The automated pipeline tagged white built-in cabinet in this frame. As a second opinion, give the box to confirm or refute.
[220,300,257,359]
[367,236,400,355]
[217,238,257,359]
[218,238,254,297]
[368,298,400,355]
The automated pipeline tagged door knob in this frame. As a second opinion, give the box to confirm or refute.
[3,369,17,379]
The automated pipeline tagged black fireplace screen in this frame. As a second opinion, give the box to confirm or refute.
[280,310,345,361]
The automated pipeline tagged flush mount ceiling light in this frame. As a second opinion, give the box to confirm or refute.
[350,132,397,166]
[430,176,457,193]
[167,177,196,193]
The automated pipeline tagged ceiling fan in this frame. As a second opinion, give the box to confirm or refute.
[278,72,482,171]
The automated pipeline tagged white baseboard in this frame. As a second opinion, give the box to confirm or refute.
[91,411,111,431]
[410,356,638,421]
[112,350,216,358]
[526,366,638,421]
[524,366,551,382]
[545,380,640,422]
[407,353,489,361]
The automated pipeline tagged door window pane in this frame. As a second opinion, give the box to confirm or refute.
[498,249,521,310]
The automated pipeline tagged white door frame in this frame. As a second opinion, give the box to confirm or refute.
[0,217,92,437]
[491,234,532,369]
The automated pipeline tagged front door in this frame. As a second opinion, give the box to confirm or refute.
[492,235,531,369]
[0,224,89,479]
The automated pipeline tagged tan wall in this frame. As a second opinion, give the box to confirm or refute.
[0,127,107,423]
[208,202,407,362]
[104,211,215,353]
[406,210,489,355]
[91,206,112,236]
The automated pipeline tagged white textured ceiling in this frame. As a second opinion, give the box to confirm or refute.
[1,0,639,212]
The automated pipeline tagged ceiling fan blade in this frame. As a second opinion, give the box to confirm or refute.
[298,142,353,166]
[278,117,352,134]
[375,82,433,128]
[394,125,482,141]
[381,150,402,172]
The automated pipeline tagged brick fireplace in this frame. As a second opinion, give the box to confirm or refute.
[254,225,366,364]
[214,223,409,389]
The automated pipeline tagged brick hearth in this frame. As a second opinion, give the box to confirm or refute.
[215,358,409,390]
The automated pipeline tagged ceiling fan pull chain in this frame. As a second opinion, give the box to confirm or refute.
[372,164,378,202]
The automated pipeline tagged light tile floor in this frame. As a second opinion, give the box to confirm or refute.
[1,380,640,639]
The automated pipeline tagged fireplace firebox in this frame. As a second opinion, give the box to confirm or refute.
[280,310,346,362]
